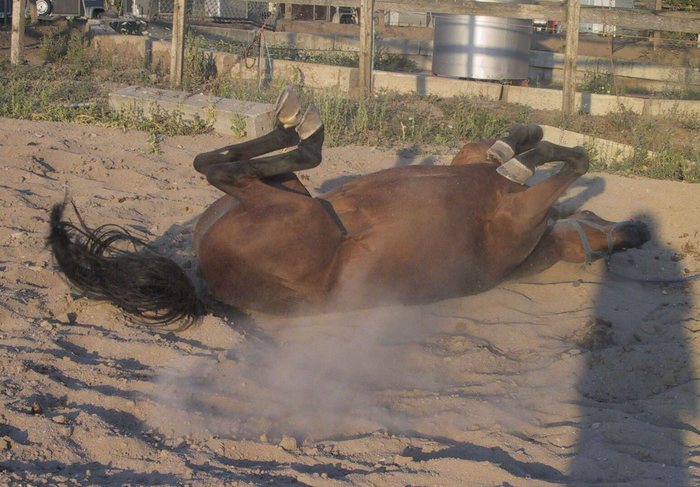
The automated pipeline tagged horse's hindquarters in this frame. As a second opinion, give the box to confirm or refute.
[195,183,344,312]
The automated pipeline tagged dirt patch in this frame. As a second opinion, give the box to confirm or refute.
[0,117,698,485]
[0,18,76,65]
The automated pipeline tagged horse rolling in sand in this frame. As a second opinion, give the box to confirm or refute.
[48,88,650,329]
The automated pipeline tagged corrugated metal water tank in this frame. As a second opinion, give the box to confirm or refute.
[432,6,533,81]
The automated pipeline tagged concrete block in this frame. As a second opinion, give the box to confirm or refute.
[109,86,187,117]
[541,124,637,166]
[211,51,244,78]
[502,85,563,111]
[92,34,148,64]
[373,72,502,99]
[584,92,645,116]
[108,86,275,138]
[214,98,275,138]
[271,60,357,91]
[644,99,700,117]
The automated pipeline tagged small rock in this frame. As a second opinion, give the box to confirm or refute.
[662,371,676,386]
[591,422,601,429]
[31,402,43,415]
[1,437,11,450]
[39,320,54,330]
[259,433,268,443]
[279,435,297,451]
[393,455,412,465]
[52,415,67,425]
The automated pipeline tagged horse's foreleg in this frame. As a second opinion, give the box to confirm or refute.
[497,140,589,187]
[193,87,305,174]
[495,142,589,255]
[452,124,544,166]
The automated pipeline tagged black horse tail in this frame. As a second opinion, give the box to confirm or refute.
[47,202,205,330]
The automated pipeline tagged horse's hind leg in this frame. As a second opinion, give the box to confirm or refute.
[492,142,590,267]
[193,87,305,174]
[500,142,589,221]
[205,104,324,196]
[197,174,344,311]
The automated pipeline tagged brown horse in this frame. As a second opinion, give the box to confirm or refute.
[48,88,650,329]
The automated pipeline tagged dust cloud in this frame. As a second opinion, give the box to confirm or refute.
[149,302,544,443]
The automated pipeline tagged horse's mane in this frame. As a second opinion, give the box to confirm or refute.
[47,202,205,330]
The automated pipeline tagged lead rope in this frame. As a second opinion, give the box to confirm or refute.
[563,219,700,284]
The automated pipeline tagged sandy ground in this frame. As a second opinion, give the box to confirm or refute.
[0,117,699,486]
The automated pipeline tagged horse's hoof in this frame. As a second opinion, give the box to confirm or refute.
[496,157,534,185]
[571,146,590,175]
[487,139,515,164]
[275,87,303,128]
[296,103,323,141]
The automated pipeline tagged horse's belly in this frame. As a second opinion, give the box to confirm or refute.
[325,167,510,307]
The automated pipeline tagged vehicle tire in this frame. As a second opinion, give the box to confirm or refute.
[36,0,52,16]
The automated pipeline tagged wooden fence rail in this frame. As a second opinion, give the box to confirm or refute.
[284,0,700,34]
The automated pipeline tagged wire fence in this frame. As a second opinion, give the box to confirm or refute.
[1,0,11,19]
[155,0,272,24]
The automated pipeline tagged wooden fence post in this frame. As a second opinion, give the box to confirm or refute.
[170,0,186,88]
[28,0,37,25]
[652,0,662,50]
[10,0,26,65]
[562,0,581,115]
[358,0,375,96]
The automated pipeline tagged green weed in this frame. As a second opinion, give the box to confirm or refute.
[230,113,247,138]
[184,31,217,91]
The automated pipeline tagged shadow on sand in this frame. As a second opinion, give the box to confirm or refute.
[570,214,696,485]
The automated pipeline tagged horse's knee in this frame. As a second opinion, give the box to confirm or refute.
[206,162,261,192]
[452,141,493,165]
[194,150,223,174]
